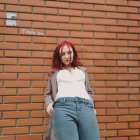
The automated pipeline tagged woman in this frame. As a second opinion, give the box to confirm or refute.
[45,41,100,140]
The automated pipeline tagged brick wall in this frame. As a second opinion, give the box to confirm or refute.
[0,0,140,140]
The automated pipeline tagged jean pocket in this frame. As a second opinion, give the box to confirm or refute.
[53,100,65,108]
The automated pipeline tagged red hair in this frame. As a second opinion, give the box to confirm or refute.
[52,41,83,71]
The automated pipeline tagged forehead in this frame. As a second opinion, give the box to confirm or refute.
[59,45,73,53]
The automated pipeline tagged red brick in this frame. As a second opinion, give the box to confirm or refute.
[94,60,116,66]
[118,47,138,53]
[117,33,138,40]
[34,7,57,14]
[18,43,44,50]
[129,54,140,60]
[128,40,140,47]
[128,27,140,33]
[0,119,16,127]
[4,66,30,72]
[46,30,69,37]
[0,19,4,26]
[0,27,18,34]
[106,53,127,60]
[18,58,44,65]
[46,1,69,8]
[0,58,17,64]
[83,24,105,31]
[0,96,2,103]
[0,73,17,80]
[0,0,18,4]
[128,13,140,20]
[46,15,69,22]
[83,0,105,4]
[5,35,31,43]
[17,103,43,110]
[118,101,139,108]
[2,127,29,135]
[30,126,46,133]
[31,111,47,118]
[19,0,44,6]
[16,134,42,140]
[31,96,44,102]
[118,115,139,122]
[31,81,47,88]
[94,32,116,39]
[83,39,105,45]
[117,74,139,80]
[0,136,15,140]
[6,5,32,12]
[96,102,117,108]
[106,67,127,73]
[3,96,30,103]
[118,88,139,94]
[18,88,43,95]
[59,9,82,16]
[106,123,128,129]
[117,19,138,26]
[94,5,116,11]
[0,42,17,50]
[17,20,32,27]
[0,104,16,111]
[106,12,127,19]
[100,130,117,137]
[71,17,93,24]
[129,108,140,115]
[95,87,117,94]
[106,0,127,6]
[106,26,127,32]
[130,122,140,128]
[32,36,57,44]
[94,18,116,25]
[106,95,128,101]
[19,73,44,80]
[17,118,43,126]
[130,136,140,140]
[0,88,16,95]
[95,74,117,80]
[118,129,139,136]
[71,3,93,10]
[128,1,140,7]
[118,6,138,13]
[107,109,128,115]
[0,4,4,10]
[3,111,30,119]
[129,81,140,87]
[129,68,140,73]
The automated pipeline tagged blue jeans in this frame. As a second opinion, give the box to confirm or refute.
[52,97,100,140]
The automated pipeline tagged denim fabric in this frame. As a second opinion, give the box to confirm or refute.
[52,97,100,140]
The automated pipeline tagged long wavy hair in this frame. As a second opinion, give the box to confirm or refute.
[52,41,83,71]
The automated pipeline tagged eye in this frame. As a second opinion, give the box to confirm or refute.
[68,51,72,54]
[61,52,65,56]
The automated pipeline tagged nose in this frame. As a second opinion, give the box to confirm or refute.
[65,53,69,58]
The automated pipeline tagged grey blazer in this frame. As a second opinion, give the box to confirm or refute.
[44,66,94,140]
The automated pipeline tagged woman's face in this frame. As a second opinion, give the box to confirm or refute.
[59,45,74,67]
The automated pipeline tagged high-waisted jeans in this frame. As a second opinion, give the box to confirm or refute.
[52,97,100,140]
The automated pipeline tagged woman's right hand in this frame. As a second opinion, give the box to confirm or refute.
[46,103,54,116]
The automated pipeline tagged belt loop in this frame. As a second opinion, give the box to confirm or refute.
[75,97,77,103]
[83,98,85,104]
[64,97,65,102]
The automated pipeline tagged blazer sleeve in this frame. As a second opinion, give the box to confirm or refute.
[85,69,94,102]
[44,77,54,107]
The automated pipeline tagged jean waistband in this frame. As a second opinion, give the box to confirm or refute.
[55,97,93,105]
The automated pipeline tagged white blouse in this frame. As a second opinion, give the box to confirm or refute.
[55,67,90,100]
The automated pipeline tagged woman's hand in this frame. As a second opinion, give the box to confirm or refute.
[46,103,54,116]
